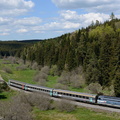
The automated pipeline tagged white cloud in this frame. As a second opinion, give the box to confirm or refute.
[0,32,9,36]
[17,28,28,33]
[14,17,42,26]
[0,16,42,36]
[0,0,34,9]
[0,17,12,25]
[60,10,110,27]
[0,0,34,16]
[52,0,120,13]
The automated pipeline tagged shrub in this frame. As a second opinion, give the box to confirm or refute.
[55,99,76,112]
[7,56,17,64]
[41,66,50,75]
[0,82,9,92]
[33,72,47,85]
[54,83,68,90]
[86,83,102,94]
[70,74,85,88]
[33,66,50,84]
[27,93,52,111]
[2,93,33,120]
[31,62,39,70]
[58,66,85,88]
[3,67,13,74]
[49,65,59,76]
[57,71,71,85]
[16,65,27,71]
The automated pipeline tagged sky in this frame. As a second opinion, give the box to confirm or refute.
[0,0,120,41]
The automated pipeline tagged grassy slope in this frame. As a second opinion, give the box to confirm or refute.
[0,60,36,84]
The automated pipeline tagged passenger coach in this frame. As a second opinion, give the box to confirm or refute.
[51,89,97,103]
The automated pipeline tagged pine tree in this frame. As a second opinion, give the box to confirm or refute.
[114,69,120,97]
[110,12,115,20]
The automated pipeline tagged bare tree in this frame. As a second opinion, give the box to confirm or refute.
[55,99,76,112]
[86,83,102,94]
[54,83,68,90]
[27,93,52,111]
[3,67,13,74]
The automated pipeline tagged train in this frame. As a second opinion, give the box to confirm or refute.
[8,79,120,108]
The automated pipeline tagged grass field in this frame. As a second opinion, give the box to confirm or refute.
[0,59,36,84]
[32,107,120,120]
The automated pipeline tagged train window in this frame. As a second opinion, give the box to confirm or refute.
[68,94,70,96]
[83,96,85,99]
[86,97,89,99]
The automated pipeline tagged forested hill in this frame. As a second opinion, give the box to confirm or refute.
[0,40,42,57]
[20,19,120,96]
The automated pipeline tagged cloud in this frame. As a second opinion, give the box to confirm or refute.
[14,17,42,26]
[52,0,120,13]
[0,16,42,36]
[0,17,12,25]
[0,32,9,36]
[0,0,34,16]
[0,0,34,9]
[17,28,28,33]
[0,10,111,37]
[60,10,110,27]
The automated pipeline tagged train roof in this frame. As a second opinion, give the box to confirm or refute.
[53,89,97,98]
[9,79,52,90]
[9,79,26,84]
[26,83,52,90]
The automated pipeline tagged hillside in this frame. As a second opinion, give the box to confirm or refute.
[20,19,120,97]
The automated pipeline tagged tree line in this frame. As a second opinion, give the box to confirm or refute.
[0,40,41,57]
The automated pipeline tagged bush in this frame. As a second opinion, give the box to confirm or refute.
[33,72,47,85]
[33,66,50,85]
[16,65,27,71]
[54,83,68,90]
[41,66,50,75]
[57,66,85,88]
[31,62,39,70]
[55,99,76,112]
[86,83,102,94]
[3,67,13,74]
[27,93,52,111]
[7,56,17,64]
[70,74,85,88]
[49,65,59,76]
[0,82,9,92]
[2,93,33,120]
[57,71,71,85]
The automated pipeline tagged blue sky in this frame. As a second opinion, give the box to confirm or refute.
[0,0,120,41]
